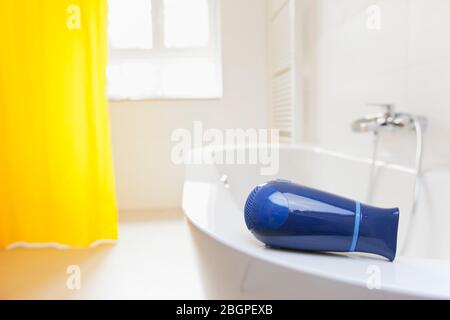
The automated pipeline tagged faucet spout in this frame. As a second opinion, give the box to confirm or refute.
[351,116,383,133]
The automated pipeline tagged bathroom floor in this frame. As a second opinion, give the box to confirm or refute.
[0,209,204,299]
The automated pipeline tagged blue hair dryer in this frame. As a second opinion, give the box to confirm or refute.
[244,180,399,261]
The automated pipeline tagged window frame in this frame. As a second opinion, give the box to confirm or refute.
[108,0,223,101]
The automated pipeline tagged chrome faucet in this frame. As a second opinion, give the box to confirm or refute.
[351,103,426,133]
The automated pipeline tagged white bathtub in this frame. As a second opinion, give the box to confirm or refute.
[182,145,450,299]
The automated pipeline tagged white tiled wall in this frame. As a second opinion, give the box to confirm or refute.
[300,0,450,168]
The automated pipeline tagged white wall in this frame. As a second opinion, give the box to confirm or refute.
[299,0,450,168]
[109,0,268,210]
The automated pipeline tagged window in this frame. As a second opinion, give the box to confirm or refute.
[107,0,222,100]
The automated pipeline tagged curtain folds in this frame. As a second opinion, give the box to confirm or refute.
[0,0,118,248]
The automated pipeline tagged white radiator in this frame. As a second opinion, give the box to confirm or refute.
[268,0,296,143]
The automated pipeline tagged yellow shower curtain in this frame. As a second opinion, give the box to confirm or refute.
[0,1,118,248]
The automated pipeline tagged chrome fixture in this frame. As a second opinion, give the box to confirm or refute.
[351,103,427,133]
[351,104,428,254]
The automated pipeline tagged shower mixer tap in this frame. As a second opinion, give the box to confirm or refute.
[351,103,427,134]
